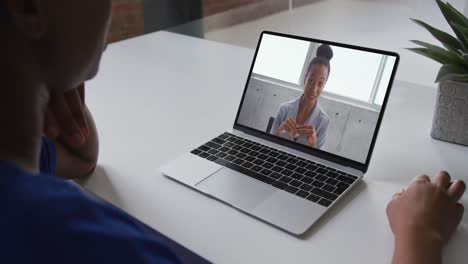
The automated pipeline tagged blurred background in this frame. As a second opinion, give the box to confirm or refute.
[109,0,327,43]
[108,0,468,87]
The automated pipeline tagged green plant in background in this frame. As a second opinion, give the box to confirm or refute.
[410,0,468,83]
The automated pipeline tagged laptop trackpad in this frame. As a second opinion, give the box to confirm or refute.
[196,167,276,212]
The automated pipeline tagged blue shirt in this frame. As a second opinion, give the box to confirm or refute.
[270,96,330,149]
[0,137,181,263]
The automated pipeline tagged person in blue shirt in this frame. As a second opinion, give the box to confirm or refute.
[1,0,181,263]
[0,0,465,264]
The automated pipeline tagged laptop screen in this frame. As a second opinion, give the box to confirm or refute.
[236,32,398,165]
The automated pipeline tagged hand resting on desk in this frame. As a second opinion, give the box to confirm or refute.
[387,171,466,264]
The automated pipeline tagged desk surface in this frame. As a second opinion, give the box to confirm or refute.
[82,31,468,263]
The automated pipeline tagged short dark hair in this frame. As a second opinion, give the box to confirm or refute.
[0,0,6,21]
[306,44,334,80]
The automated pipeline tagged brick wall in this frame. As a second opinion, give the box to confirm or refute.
[202,0,288,32]
[203,0,321,17]
[108,0,257,42]
[108,0,144,43]
[106,0,319,42]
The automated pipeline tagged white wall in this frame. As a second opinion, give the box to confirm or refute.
[238,77,380,162]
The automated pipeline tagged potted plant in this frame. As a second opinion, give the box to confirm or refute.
[410,0,468,146]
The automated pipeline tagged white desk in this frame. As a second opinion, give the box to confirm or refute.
[82,31,468,263]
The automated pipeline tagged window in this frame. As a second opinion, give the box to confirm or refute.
[324,47,383,103]
[374,56,397,105]
[253,34,311,85]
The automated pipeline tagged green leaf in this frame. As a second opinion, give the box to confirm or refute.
[407,47,464,65]
[407,48,446,64]
[410,40,448,51]
[451,23,468,51]
[446,1,468,27]
[410,40,468,66]
[435,0,468,51]
[410,18,463,53]
[436,72,468,83]
[435,64,467,82]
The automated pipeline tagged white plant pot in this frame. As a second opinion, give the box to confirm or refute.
[431,80,468,146]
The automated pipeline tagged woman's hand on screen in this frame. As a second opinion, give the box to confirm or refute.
[278,117,298,139]
[297,125,317,148]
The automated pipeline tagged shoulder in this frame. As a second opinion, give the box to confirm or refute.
[278,97,299,112]
[1,171,104,234]
[0,170,179,263]
[0,167,72,214]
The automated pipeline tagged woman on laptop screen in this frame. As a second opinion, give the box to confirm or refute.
[270,44,332,149]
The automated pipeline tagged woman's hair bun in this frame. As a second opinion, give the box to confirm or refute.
[317,44,333,61]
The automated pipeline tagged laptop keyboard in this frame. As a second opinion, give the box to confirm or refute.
[190,133,358,207]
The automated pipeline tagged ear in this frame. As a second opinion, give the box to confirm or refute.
[7,0,46,39]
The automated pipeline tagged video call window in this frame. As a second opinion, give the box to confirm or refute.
[252,34,396,109]
[238,33,397,163]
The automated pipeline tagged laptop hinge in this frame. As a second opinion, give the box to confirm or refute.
[230,129,364,178]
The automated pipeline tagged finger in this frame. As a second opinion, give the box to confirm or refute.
[288,118,297,125]
[296,127,313,131]
[44,109,60,139]
[455,203,465,221]
[454,203,465,230]
[64,88,89,136]
[286,120,297,134]
[410,175,431,185]
[289,126,298,138]
[283,123,295,138]
[297,124,315,129]
[434,170,451,189]
[286,117,295,128]
[289,118,297,127]
[392,191,403,200]
[284,122,294,132]
[448,180,466,202]
[308,132,317,146]
[279,122,288,132]
[64,88,87,128]
[292,121,300,137]
[296,128,314,135]
[77,83,85,105]
[50,94,85,147]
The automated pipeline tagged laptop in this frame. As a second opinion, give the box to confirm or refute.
[160,31,399,235]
